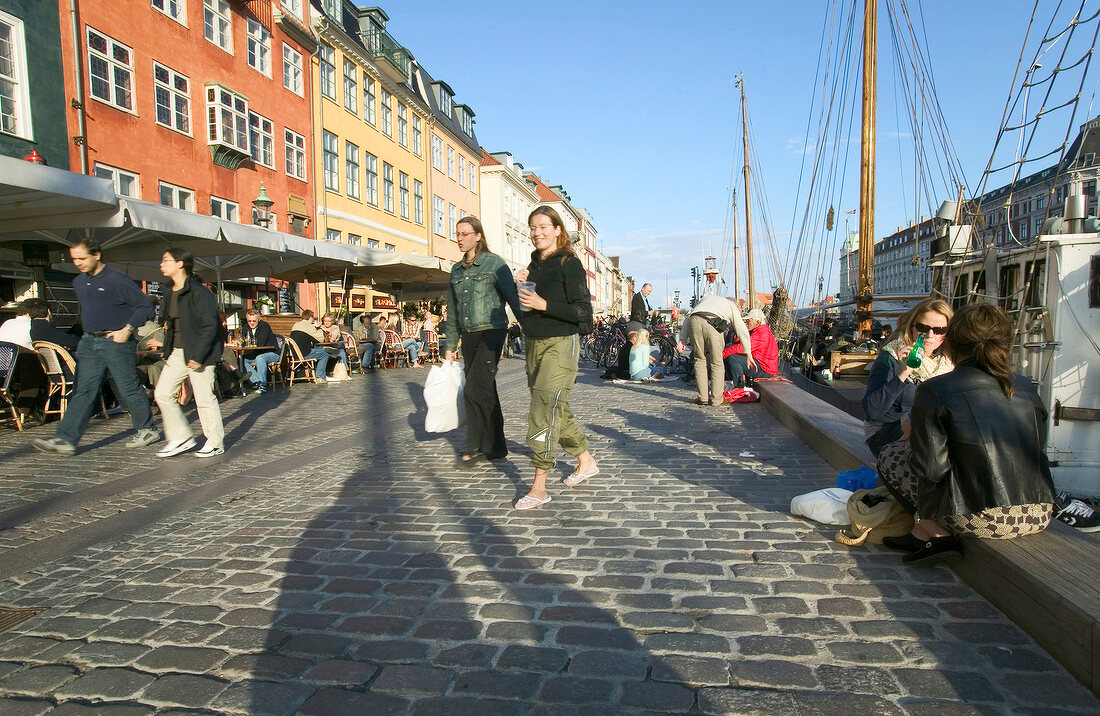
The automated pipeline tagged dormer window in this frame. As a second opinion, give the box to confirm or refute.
[438,86,451,116]
[458,107,473,136]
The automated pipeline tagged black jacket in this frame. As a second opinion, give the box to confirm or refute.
[30,318,79,352]
[240,319,276,350]
[519,249,592,339]
[161,277,223,366]
[909,359,1056,520]
[630,291,648,324]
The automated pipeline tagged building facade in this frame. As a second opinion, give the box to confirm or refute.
[479,150,538,272]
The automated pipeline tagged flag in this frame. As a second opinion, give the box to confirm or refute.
[844,209,857,214]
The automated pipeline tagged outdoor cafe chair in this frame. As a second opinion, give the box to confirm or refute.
[341,331,363,373]
[380,329,408,369]
[268,334,288,390]
[0,341,25,430]
[32,340,109,423]
[285,336,319,385]
[423,329,441,364]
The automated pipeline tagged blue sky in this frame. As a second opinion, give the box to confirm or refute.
[380,1,1099,308]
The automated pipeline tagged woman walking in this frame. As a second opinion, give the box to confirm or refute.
[514,206,598,510]
[153,248,226,458]
[443,215,522,465]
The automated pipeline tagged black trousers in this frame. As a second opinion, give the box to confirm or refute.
[461,329,507,458]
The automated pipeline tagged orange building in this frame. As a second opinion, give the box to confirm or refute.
[57,0,317,306]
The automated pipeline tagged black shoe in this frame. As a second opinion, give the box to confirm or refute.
[902,536,962,566]
[882,533,924,553]
[1054,491,1100,533]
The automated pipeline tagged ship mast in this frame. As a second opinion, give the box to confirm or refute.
[737,75,755,309]
[857,0,877,335]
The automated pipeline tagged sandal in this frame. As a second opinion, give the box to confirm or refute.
[514,494,552,510]
[456,453,484,468]
[563,465,599,487]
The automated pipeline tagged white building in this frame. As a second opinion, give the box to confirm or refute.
[478,151,539,272]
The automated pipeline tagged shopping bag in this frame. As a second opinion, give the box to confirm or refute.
[424,360,466,433]
[790,487,853,525]
[722,387,760,403]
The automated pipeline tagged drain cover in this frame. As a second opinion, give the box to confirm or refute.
[0,606,43,633]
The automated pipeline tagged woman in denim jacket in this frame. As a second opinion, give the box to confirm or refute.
[443,216,522,466]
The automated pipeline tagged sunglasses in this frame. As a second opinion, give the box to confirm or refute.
[914,321,948,335]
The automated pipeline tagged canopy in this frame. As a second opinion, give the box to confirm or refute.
[0,155,118,232]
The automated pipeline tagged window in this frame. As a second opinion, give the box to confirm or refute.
[380,89,391,137]
[210,196,239,222]
[383,162,393,212]
[447,146,454,178]
[412,115,421,156]
[345,141,359,199]
[437,85,450,116]
[246,19,270,75]
[1025,260,1046,308]
[326,228,341,242]
[322,130,339,191]
[152,0,185,24]
[468,162,476,191]
[203,0,232,52]
[93,163,139,197]
[433,195,444,235]
[347,233,361,246]
[1035,217,1044,234]
[343,58,357,114]
[367,238,379,249]
[319,42,335,100]
[397,103,407,147]
[322,0,339,18]
[431,135,442,170]
[206,85,248,154]
[87,28,133,111]
[460,108,473,136]
[364,152,377,206]
[153,62,190,134]
[282,45,303,95]
[413,179,423,224]
[399,171,409,219]
[249,111,273,167]
[385,243,396,252]
[1084,180,1096,197]
[1036,196,1046,210]
[280,0,303,21]
[284,128,306,179]
[458,156,466,187]
[159,181,193,210]
[0,14,30,138]
[448,203,456,237]
[362,72,374,125]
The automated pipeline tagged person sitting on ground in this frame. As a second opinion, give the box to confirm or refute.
[723,308,778,387]
[236,309,279,393]
[876,303,1059,566]
[23,298,79,351]
[0,299,33,349]
[628,329,664,381]
[320,312,351,378]
[862,297,954,457]
[290,309,332,382]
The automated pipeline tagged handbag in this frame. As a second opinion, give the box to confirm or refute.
[835,486,914,545]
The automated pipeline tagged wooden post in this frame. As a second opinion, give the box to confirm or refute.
[857,0,878,337]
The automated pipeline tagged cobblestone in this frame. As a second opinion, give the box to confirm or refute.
[0,362,1093,713]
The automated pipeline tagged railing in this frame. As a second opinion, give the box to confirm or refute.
[365,29,411,81]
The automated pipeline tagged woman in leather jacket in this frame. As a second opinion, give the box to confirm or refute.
[878,303,1056,565]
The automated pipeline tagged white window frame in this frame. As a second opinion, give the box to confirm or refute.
[0,12,32,139]
[87,28,134,113]
[319,42,336,101]
[399,171,409,219]
[363,71,375,125]
[431,135,442,171]
[447,146,454,179]
[152,0,186,25]
[364,152,377,206]
[282,44,303,95]
[458,156,465,187]
[210,196,239,222]
[412,114,421,156]
[342,58,357,114]
[203,0,232,54]
[205,84,249,154]
[159,181,193,210]
[383,162,394,213]
[93,163,139,197]
[380,88,391,137]
[152,61,190,135]
[322,130,339,192]
[280,0,303,22]
[248,111,274,167]
[438,86,451,116]
[413,179,423,225]
[326,228,341,242]
[284,128,306,180]
[397,102,407,147]
[345,140,360,200]
[347,233,361,246]
[448,203,456,237]
[385,243,396,252]
[433,195,444,236]
[468,162,476,191]
[246,19,271,76]
[367,238,379,249]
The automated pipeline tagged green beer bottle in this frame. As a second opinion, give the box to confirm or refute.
[906,333,926,369]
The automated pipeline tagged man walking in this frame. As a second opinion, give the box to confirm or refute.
[678,295,756,406]
[628,283,654,333]
[33,238,160,455]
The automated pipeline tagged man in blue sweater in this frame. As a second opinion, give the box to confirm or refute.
[33,238,160,456]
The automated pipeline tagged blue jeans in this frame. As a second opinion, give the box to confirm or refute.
[305,346,331,378]
[57,335,155,445]
[401,338,421,364]
[242,351,280,388]
[360,342,376,368]
[725,353,775,388]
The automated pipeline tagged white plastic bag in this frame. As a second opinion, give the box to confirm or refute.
[424,360,466,433]
[790,487,853,526]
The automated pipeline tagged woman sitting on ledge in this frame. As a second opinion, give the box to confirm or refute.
[877,303,1056,566]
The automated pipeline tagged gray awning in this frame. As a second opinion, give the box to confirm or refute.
[0,155,118,232]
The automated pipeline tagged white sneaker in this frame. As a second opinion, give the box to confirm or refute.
[195,442,225,458]
[156,437,196,458]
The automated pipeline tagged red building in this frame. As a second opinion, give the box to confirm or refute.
[57,0,317,245]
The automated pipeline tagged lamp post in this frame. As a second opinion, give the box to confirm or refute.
[251,183,275,229]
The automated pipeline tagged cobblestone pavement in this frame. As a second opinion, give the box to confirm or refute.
[0,359,1095,715]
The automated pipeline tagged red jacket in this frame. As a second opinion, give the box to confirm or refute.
[723,324,779,375]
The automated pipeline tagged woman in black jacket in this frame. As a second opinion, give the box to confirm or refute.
[878,303,1056,565]
[153,248,226,458]
[512,206,598,510]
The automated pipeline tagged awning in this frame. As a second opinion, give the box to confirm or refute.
[0,155,118,233]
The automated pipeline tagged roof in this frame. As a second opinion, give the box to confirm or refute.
[414,63,479,153]
[523,172,564,203]
[480,149,501,167]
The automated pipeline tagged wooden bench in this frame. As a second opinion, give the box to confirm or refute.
[829,350,876,376]
[757,380,1100,697]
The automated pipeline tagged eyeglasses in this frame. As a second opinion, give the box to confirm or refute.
[455,231,476,239]
[914,321,948,335]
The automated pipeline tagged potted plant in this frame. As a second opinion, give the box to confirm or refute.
[254,295,276,315]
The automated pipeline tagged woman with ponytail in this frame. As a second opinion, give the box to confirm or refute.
[877,303,1056,566]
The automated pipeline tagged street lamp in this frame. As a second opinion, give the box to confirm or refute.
[252,183,275,229]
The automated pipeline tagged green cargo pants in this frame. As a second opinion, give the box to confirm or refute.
[526,334,588,470]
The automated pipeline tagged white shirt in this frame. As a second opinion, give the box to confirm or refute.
[0,314,32,350]
[679,295,753,360]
